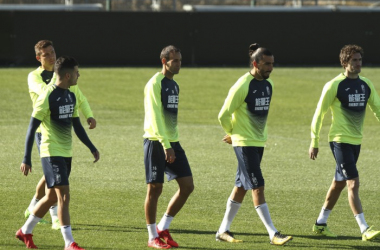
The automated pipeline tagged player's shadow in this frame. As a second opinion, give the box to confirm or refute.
[74,223,145,233]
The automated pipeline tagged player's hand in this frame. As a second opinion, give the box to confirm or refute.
[20,163,32,176]
[222,135,232,144]
[92,150,100,163]
[87,117,96,129]
[165,148,176,164]
[309,147,318,160]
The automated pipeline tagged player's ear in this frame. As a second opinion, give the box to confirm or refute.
[253,60,258,68]
[161,58,167,65]
[36,56,41,62]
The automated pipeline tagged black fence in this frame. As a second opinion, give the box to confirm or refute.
[1,10,380,66]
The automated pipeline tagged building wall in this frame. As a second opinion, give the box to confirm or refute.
[0,11,379,66]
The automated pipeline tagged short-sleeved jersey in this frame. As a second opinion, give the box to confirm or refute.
[218,72,274,147]
[32,84,79,157]
[28,67,93,117]
[143,72,179,149]
[311,73,380,147]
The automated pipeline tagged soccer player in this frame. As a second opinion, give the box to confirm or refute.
[216,43,292,246]
[16,56,100,250]
[310,44,380,241]
[143,45,194,249]
[24,40,96,230]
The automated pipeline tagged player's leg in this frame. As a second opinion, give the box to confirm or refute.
[161,175,193,218]
[144,139,171,249]
[25,176,46,215]
[49,157,85,250]
[335,143,380,241]
[16,186,57,249]
[216,186,246,243]
[237,146,291,245]
[157,142,193,248]
[312,178,345,237]
[24,132,49,223]
[313,142,350,237]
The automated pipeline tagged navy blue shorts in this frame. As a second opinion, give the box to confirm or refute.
[144,139,192,183]
[329,142,360,181]
[41,157,72,188]
[234,146,265,190]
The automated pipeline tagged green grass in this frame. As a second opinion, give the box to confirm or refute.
[1,67,380,249]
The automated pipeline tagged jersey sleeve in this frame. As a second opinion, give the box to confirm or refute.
[73,86,94,119]
[32,90,50,121]
[310,81,336,148]
[73,97,80,118]
[28,71,54,101]
[366,79,380,121]
[145,81,171,149]
[218,81,248,135]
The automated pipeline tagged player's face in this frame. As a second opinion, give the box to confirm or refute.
[68,66,80,86]
[36,46,56,70]
[165,52,182,75]
[256,55,274,80]
[346,52,362,75]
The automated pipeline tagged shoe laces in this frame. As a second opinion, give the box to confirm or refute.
[225,230,235,237]
[274,231,288,239]
[161,229,173,240]
[154,237,168,246]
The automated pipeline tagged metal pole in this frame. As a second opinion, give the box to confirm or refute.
[106,0,111,11]
[251,0,256,6]
[173,0,176,11]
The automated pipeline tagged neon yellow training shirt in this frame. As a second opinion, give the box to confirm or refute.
[28,67,94,118]
[32,84,79,157]
[311,73,380,148]
[218,72,274,147]
[143,72,179,149]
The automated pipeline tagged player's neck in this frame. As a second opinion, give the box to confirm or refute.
[41,64,54,72]
[162,70,174,80]
[344,71,359,79]
[55,80,70,89]
[250,69,263,80]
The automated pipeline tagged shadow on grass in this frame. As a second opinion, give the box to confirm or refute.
[72,225,380,249]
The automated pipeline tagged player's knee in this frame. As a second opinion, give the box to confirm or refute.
[347,179,360,191]
[179,182,194,197]
[148,183,163,197]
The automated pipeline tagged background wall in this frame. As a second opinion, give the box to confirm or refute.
[0,10,379,66]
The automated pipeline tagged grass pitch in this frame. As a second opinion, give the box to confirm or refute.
[1,67,380,249]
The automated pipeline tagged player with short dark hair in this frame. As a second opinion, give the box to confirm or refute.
[24,40,96,230]
[216,43,292,246]
[143,45,194,249]
[310,44,380,241]
[16,56,100,250]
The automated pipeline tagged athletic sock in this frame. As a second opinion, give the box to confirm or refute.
[157,214,174,231]
[255,203,277,240]
[27,197,39,213]
[218,199,241,233]
[316,207,331,225]
[355,213,369,234]
[49,205,58,221]
[22,214,41,234]
[61,225,74,247]
[147,223,159,241]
